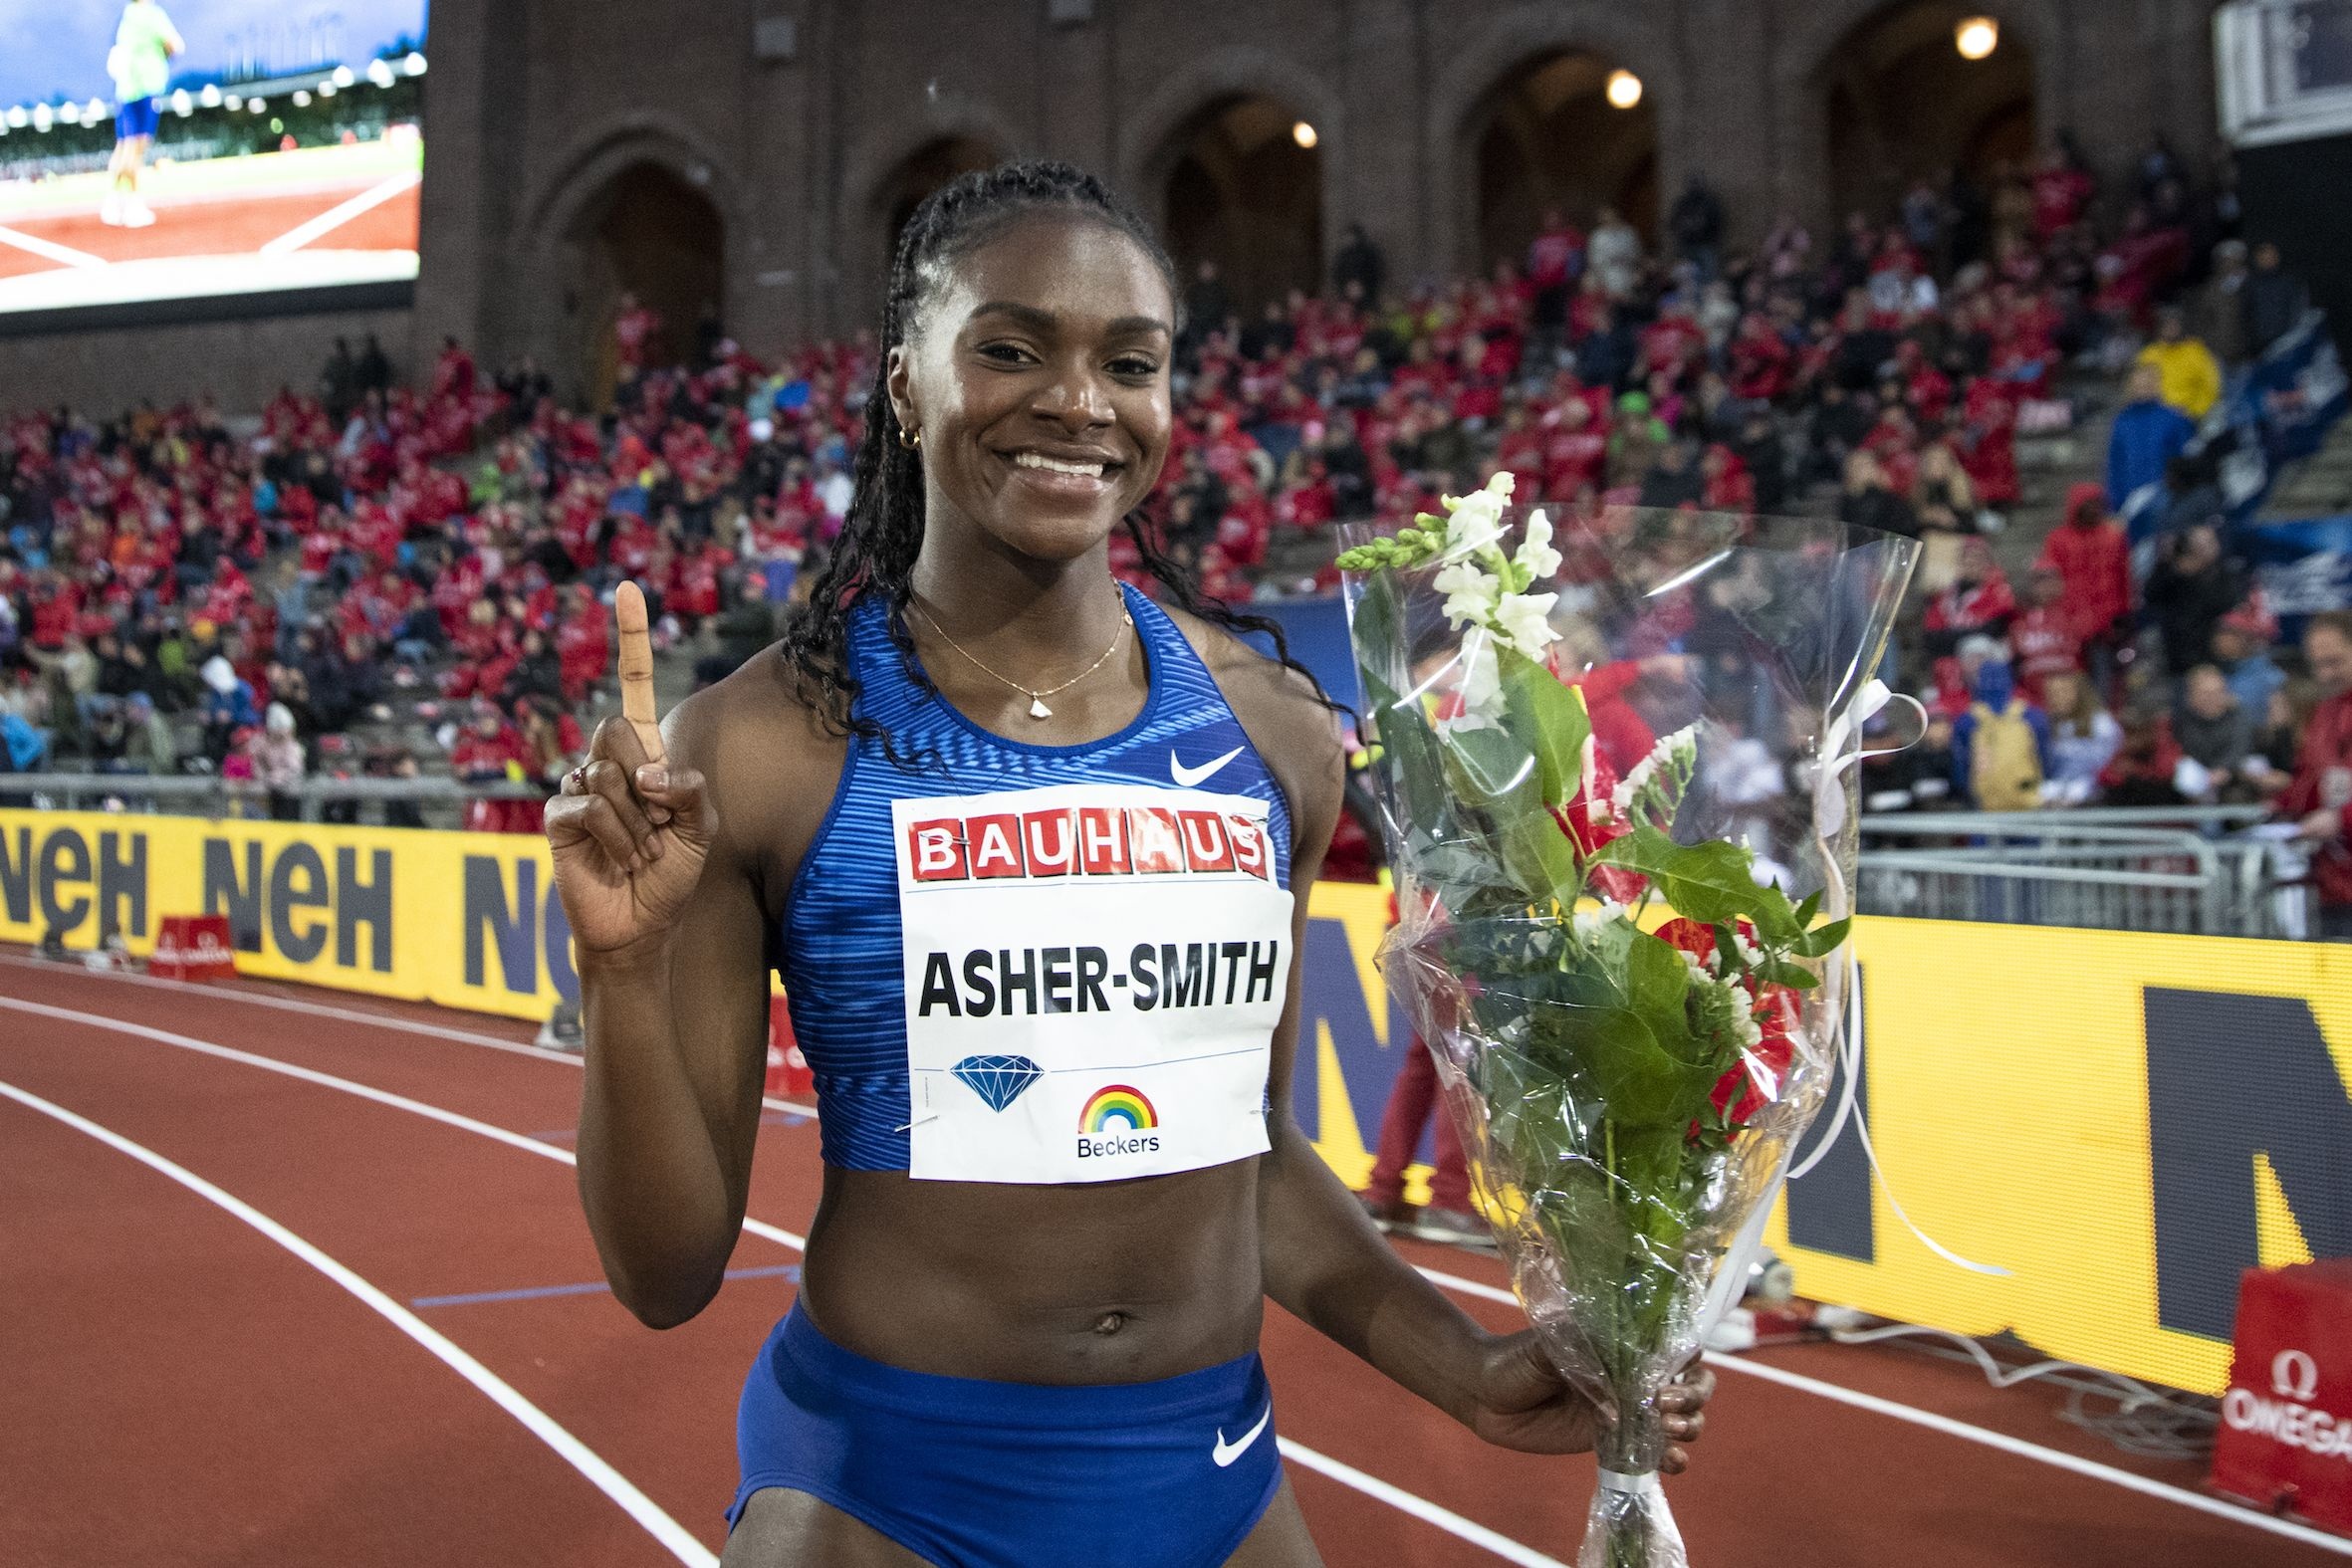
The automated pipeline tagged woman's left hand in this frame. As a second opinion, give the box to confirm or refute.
[1462,1329,1714,1468]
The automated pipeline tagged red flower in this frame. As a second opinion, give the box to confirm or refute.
[1655,918,1717,965]
[1553,745,1649,903]
[1710,985,1799,1127]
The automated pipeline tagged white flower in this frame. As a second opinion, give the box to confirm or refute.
[1612,725,1694,815]
[1492,590,1560,659]
[1611,754,1658,817]
[1454,630,1503,723]
[1515,508,1562,581]
[1432,558,1501,628]
[1572,897,1632,944]
[1436,471,1516,563]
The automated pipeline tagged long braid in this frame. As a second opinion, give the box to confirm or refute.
[776,159,1338,760]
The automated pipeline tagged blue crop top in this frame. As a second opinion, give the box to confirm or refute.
[781,584,1296,1179]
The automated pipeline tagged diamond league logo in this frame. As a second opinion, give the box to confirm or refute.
[950,1054,1043,1111]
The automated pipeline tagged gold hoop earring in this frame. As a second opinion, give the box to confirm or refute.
[897,427,921,451]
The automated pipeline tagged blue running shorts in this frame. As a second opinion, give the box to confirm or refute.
[730,1302,1284,1568]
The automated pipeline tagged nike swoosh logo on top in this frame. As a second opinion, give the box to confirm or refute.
[1212,1404,1273,1467]
[1171,745,1246,789]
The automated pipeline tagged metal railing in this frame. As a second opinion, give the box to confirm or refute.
[1858,809,2313,938]
[0,772,547,832]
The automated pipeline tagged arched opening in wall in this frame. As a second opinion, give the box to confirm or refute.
[1160,96,1322,322]
[1821,3,2035,240]
[879,136,1003,268]
[566,161,725,408]
[1469,51,1658,271]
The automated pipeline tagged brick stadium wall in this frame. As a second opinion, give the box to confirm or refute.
[5,0,2229,415]
[0,305,416,418]
[419,0,2231,398]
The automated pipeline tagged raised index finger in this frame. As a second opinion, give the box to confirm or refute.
[613,580,665,764]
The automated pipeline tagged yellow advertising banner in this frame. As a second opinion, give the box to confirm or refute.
[3,807,2344,1393]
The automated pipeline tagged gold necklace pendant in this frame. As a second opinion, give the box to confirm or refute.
[910,596,1132,722]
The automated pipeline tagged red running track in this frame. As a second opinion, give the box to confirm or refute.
[1,951,2342,1568]
[0,180,421,280]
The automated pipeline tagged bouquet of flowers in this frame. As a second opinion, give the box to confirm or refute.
[1338,474,1916,1568]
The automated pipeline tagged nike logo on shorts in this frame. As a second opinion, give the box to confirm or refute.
[1212,1403,1273,1466]
[1171,745,1245,789]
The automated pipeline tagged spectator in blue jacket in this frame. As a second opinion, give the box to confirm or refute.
[198,654,257,765]
[1951,659,2052,809]
[0,711,44,773]
[2107,362,2197,514]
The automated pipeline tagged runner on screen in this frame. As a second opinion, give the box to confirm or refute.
[104,0,184,230]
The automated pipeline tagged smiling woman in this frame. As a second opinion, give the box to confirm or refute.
[546,159,1713,1568]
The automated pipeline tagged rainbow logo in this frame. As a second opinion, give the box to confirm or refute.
[1078,1084,1157,1133]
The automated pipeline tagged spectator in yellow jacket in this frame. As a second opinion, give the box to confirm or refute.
[2136,307,2223,420]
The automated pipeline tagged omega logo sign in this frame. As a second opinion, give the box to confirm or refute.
[2276,1349,2321,1402]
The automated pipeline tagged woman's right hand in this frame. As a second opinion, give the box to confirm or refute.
[547,581,715,956]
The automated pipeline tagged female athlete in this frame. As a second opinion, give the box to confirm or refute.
[548,161,1712,1568]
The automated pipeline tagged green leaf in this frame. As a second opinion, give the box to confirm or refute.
[1348,569,1407,691]
[1790,915,1853,960]
[1499,649,1590,810]
[1441,724,1578,904]
[1793,890,1822,929]
[1357,670,1439,836]
[1590,826,1798,939]
[1756,956,1821,992]
[1443,723,1541,807]
[1573,1008,1687,1126]
[1623,927,1692,1023]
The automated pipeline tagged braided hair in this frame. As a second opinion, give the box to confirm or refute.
[776,158,1334,760]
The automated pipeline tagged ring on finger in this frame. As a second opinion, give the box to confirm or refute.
[569,765,588,792]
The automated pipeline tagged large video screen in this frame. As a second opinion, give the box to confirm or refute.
[0,1,428,317]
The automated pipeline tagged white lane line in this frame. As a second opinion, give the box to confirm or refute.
[0,996,814,1253]
[1413,1262,1517,1306]
[0,1076,718,1568]
[260,171,421,255]
[16,971,2326,1556]
[1710,1353,2352,1557]
[4,993,1561,1568]
[1409,1259,2348,1558]
[0,223,106,269]
[1277,1440,1567,1568]
[0,955,819,1117]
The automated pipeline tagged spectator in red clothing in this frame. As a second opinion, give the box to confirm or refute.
[2280,613,2352,939]
[1526,208,1583,328]
[612,292,660,378]
[2099,705,2189,807]
[2030,144,2095,240]
[1729,312,1791,402]
[1924,539,2016,656]
[1957,374,2020,506]
[450,698,533,832]
[556,584,610,703]
[2007,564,2083,703]
[1700,444,1755,515]
[1358,1014,1485,1248]
[1541,395,1610,499]
[2036,482,2133,689]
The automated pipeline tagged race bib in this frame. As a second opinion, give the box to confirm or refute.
[892,784,1293,1184]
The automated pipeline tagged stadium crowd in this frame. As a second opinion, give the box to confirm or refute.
[1,141,2346,939]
